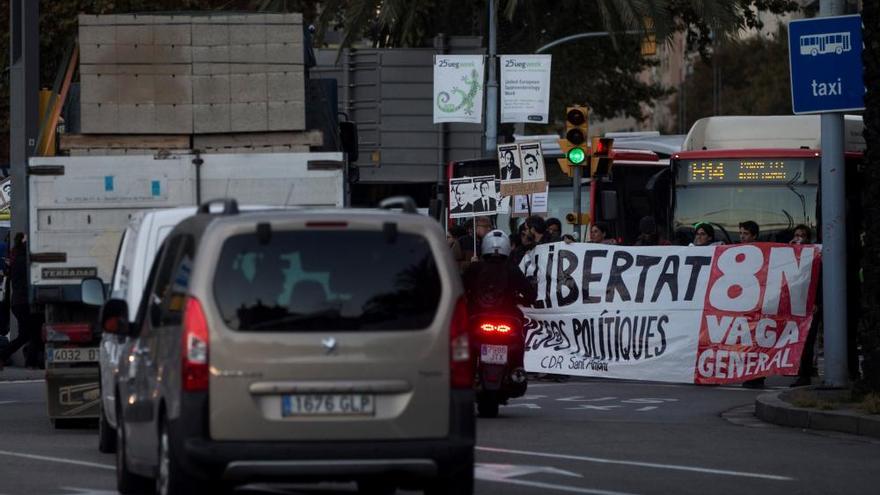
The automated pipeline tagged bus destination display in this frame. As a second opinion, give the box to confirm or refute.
[685,159,806,184]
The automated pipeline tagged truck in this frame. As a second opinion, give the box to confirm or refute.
[28,150,344,425]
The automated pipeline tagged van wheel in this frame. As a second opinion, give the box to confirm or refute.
[477,396,499,418]
[98,406,117,453]
[116,411,152,494]
[425,453,474,495]
[157,419,198,495]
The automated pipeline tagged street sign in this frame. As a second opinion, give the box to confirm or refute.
[788,14,864,114]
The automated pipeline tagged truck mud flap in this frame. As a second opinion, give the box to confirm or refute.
[45,368,100,419]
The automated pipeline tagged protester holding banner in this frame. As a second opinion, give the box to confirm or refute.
[691,223,723,247]
[739,220,767,389]
[633,216,668,246]
[791,224,819,387]
[589,222,617,245]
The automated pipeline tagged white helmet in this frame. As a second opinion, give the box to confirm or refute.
[481,229,511,258]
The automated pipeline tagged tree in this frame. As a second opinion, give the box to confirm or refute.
[860,0,880,392]
[674,28,792,132]
[313,0,798,125]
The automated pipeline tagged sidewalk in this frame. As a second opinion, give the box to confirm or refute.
[0,365,45,382]
[755,386,880,439]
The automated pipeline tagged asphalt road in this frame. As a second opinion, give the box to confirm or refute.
[1,376,878,495]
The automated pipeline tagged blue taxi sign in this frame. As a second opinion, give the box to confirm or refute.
[788,14,864,114]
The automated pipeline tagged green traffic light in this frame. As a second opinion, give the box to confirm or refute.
[568,147,586,164]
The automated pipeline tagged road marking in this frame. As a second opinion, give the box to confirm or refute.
[0,450,114,471]
[476,446,794,481]
[0,401,19,405]
[479,477,639,495]
[558,396,618,402]
[507,403,542,409]
[634,406,657,412]
[565,405,622,411]
[476,463,636,495]
[0,379,45,385]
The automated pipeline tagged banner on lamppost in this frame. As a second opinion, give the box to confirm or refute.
[500,55,552,124]
[433,55,485,124]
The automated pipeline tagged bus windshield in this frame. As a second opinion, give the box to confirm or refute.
[673,156,819,243]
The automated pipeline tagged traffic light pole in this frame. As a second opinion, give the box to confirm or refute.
[573,166,582,240]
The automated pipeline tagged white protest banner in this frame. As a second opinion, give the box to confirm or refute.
[520,243,822,384]
[434,55,485,124]
[500,55,552,123]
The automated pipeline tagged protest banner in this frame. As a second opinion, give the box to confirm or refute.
[449,175,499,219]
[520,242,821,384]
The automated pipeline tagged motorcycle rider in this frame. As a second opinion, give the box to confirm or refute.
[463,229,537,320]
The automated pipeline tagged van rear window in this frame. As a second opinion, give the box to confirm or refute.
[213,230,441,331]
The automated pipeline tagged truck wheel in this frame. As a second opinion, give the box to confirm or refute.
[98,406,117,453]
[157,419,199,495]
[116,409,152,494]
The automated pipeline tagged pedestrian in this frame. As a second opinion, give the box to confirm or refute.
[447,226,467,273]
[466,216,494,263]
[633,216,668,246]
[545,217,562,242]
[510,222,533,267]
[0,233,41,370]
[790,224,811,245]
[738,220,759,243]
[589,222,617,245]
[790,224,819,387]
[525,216,550,246]
[738,220,765,389]
[691,222,723,246]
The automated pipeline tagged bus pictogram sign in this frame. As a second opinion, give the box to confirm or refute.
[788,14,864,114]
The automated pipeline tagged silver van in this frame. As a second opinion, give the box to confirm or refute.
[90,199,475,495]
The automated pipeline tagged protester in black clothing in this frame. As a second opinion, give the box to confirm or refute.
[0,233,40,369]
[739,220,766,389]
[545,218,562,242]
[790,225,819,387]
[510,223,533,267]
[525,216,551,246]
[634,216,667,246]
[463,230,537,320]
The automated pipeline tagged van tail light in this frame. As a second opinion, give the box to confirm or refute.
[449,296,472,389]
[479,322,511,333]
[182,297,210,392]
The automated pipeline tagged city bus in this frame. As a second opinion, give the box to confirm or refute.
[668,115,865,244]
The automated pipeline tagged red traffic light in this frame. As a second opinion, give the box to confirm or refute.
[593,137,612,155]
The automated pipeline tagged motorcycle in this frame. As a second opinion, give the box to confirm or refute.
[470,313,528,418]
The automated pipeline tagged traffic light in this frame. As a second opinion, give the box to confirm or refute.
[590,137,614,178]
[557,105,589,177]
[565,212,591,225]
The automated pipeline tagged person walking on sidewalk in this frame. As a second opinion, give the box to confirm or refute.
[0,233,40,370]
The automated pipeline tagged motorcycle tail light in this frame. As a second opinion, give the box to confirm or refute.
[480,322,512,333]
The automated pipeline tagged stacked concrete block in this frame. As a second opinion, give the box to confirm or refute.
[79,13,304,134]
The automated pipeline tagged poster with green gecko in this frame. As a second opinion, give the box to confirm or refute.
[433,55,485,124]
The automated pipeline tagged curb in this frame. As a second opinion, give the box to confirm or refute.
[0,367,46,382]
[755,389,880,439]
